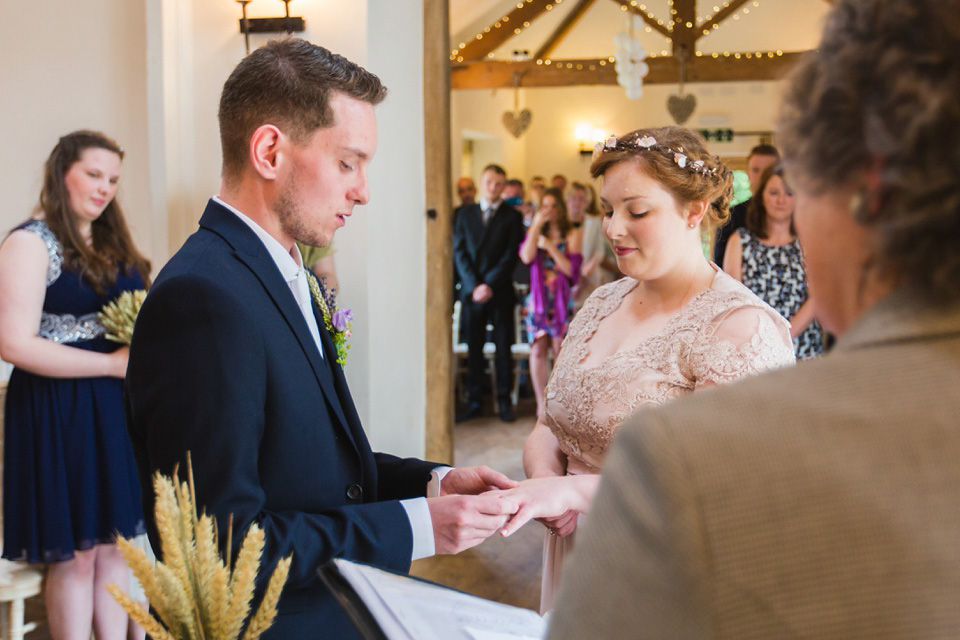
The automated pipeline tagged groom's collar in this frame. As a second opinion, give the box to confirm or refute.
[211,196,306,286]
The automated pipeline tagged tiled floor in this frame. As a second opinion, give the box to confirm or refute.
[20,398,542,635]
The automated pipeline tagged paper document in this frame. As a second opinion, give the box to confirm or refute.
[331,558,547,640]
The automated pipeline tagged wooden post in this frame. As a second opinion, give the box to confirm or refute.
[423,0,454,464]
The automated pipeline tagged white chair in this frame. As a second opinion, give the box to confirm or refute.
[0,566,42,640]
[452,301,497,411]
[509,303,531,407]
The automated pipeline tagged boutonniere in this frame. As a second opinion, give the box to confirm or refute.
[306,271,352,366]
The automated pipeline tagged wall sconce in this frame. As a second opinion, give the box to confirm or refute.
[575,124,608,156]
[236,0,306,55]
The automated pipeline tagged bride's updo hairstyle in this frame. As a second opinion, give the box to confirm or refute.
[590,126,734,232]
[778,0,960,302]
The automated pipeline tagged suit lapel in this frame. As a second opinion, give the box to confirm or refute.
[462,205,485,255]
[198,201,356,449]
[309,290,363,453]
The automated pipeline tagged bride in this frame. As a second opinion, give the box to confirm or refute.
[492,127,796,612]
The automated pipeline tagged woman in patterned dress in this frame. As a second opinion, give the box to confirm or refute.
[723,164,824,359]
[519,188,582,417]
[0,131,151,639]
[491,127,796,613]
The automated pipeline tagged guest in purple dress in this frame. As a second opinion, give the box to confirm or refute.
[519,188,582,416]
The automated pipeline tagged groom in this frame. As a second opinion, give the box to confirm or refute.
[125,39,517,639]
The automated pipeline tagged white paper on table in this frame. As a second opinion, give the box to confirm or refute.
[465,626,543,640]
[333,559,547,640]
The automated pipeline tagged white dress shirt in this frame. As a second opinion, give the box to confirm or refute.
[213,196,449,560]
[479,197,502,225]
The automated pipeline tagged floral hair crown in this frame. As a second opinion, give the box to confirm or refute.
[592,133,718,177]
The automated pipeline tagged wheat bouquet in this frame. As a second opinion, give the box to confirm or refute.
[99,289,147,345]
[109,455,292,640]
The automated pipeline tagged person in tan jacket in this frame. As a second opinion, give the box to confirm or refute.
[548,0,960,637]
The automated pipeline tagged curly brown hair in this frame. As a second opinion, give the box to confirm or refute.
[745,164,795,240]
[778,0,960,301]
[37,130,151,294]
[590,127,733,233]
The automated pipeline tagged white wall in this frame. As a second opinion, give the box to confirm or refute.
[355,0,427,456]
[1,0,429,457]
[451,80,784,188]
[0,0,158,261]
[155,0,427,456]
[451,87,528,185]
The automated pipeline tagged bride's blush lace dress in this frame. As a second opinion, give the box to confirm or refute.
[540,269,795,612]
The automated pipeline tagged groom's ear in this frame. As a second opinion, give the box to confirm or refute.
[249,124,283,181]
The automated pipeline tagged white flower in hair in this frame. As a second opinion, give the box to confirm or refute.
[605,135,618,149]
[692,160,705,171]
[674,152,687,168]
[637,136,657,148]
[593,141,604,160]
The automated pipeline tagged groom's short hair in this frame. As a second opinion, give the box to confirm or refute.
[218,37,387,183]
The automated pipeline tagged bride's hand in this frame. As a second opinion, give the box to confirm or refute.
[537,510,578,538]
[485,476,591,537]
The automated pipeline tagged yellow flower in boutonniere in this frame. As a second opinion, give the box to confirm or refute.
[306,271,352,366]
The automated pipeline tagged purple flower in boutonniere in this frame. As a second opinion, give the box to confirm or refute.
[306,272,353,366]
[332,309,353,333]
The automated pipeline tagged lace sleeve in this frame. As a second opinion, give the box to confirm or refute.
[688,304,795,389]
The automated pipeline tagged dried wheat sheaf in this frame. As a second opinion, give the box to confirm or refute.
[108,454,292,640]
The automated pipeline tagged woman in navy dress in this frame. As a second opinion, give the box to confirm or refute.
[0,131,151,639]
[723,164,824,359]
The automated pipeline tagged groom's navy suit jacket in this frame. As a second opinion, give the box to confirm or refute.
[126,200,438,639]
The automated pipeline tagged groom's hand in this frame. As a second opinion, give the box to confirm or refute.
[428,495,519,555]
[439,466,518,496]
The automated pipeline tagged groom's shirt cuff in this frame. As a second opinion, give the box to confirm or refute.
[400,466,454,561]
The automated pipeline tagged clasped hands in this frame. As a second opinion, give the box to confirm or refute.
[429,469,598,554]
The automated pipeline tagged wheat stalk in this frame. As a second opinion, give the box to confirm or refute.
[240,555,292,640]
[154,472,190,591]
[114,535,179,632]
[108,584,177,640]
[157,560,200,637]
[223,524,264,639]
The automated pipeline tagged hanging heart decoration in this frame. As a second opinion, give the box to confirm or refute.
[667,94,697,125]
[502,108,532,138]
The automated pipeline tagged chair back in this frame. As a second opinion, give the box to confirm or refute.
[452,300,463,346]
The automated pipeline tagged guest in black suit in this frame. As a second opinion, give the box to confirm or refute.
[454,164,525,422]
[125,39,517,640]
[714,144,779,267]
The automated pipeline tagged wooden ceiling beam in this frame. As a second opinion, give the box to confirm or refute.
[451,51,807,89]
[609,0,673,40]
[672,0,697,52]
[457,0,553,62]
[534,0,598,60]
[696,0,751,40]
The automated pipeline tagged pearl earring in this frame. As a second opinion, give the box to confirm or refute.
[688,222,696,228]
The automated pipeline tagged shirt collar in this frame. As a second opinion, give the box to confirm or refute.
[213,195,304,283]
[480,198,501,212]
